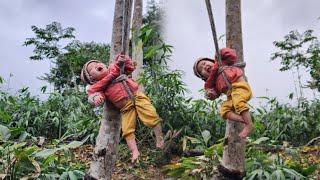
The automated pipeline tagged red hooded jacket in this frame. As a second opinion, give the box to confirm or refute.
[87,58,138,104]
[204,48,243,95]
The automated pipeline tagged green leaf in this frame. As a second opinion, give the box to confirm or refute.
[64,141,83,149]
[301,165,317,176]
[248,169,263,180]
[288,93,294,100]
[43,174,60,179]
[251,137,270,145]
[201,130,211,145]
[41,86,47,93]
[59,172,69,180]
[214,143,223,156]
[62,136,88,149]
[204,146,214,157]
[145,46,158,59]
[43,155,57,166]
[72,170,85,177]
[166,168,186,178]
[68,171,78,180]
[0,124,11,141]
[10,127,26,139]
[186,136,201,144]
[145,29,153,39]
[0,110,11,123]
[283,167,305,178]
[18,131,29,142]
[8,142,27,151]
[263,171,270,179]
[182,136,187,151]
[271,170,285,180]
[8,96,15,104]
[34,148,59,158]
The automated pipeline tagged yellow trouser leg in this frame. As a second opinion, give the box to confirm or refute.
[120,101,137,141]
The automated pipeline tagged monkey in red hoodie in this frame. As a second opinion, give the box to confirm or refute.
[81,55,164,163]
[193,48,253,138]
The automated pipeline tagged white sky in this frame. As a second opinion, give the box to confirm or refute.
[0,0,319,105]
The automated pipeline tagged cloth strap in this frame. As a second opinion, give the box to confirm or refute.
[112,74,135,102]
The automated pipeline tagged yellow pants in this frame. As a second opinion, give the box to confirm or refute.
[120,92,161,140]
[220,81,252,119]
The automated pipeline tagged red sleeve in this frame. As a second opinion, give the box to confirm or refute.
[205,88,220,100]
[115,55,135,74]
[124,57,135,73]
[221,48,237,65]
[204,62,218,89]
[87,63,120,95]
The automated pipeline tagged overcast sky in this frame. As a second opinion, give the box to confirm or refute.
[0,0,319,105]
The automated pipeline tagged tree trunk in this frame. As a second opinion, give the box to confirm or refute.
[132,0,144,91]
[217,0,246,179]
[87,0,132,179]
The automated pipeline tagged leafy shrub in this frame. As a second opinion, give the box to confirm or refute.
[0,87,100,141]
[252,97,320,146]
[0,136,86,179]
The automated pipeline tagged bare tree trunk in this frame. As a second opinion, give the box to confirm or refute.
[132,0,144,91]
[87,0,132,179]
[217,0,246,179]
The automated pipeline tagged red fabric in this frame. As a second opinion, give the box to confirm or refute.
[205,48,243,94]
[87,63,120,95]
[87,57,138,104]
[205,88,219,100]
[114,54,135,73]
[104,78,138,103]
[220,48,237,65]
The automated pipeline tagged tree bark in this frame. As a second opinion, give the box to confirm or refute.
[87,0,132,179]
[132,0,144,91]
[218,0,246,179]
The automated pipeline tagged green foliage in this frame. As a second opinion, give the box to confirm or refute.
[24,22,110,92]
[0,76,3,84]
[245,139,308,180]
[0,88,100,141]
[44,41,110,92]
[245,154,306,180]
[24,22,75,60]
[163,141,223,179]
[251,97,320,146]
[0,124,11,141]
[143,0,163,34]
[163,151,220,179]
[0,136,86,179]
[182,130,212,151]
[272,29,320,91]
[285,159,318,177]
[165,138,316,179]
[0,87,91,179]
